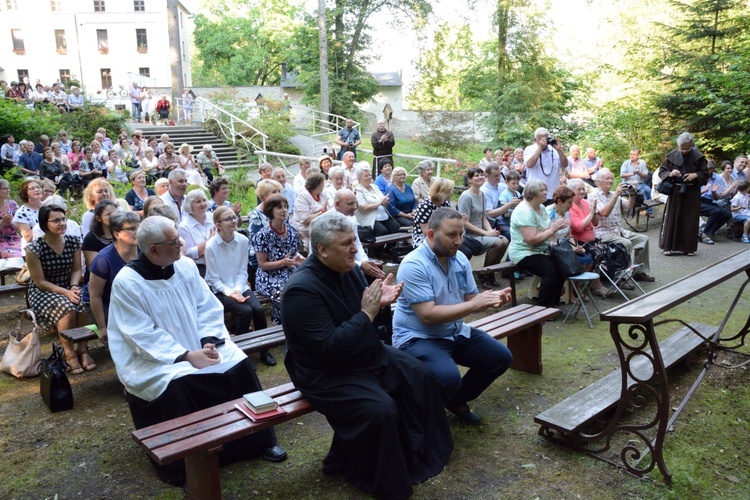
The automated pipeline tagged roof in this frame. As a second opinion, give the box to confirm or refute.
[371,71,402,87]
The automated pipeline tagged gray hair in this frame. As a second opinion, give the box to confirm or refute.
[184,188,208,215]
[109,210,140,235]
[523,179,548,201]
[342,151,355,160]
[534,127,549,139]
[416,160,434,173]
[328,166,345,179]
[0,178,9,190]
[168,168,186,182]
[676,132,694,147]
[154,178,169,189]
[43,194,67,210]
[356,165,371,180]
[310,211,354,256]
[567,178,586,192]
[137,215,178,250]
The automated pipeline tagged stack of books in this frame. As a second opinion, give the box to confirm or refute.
[235,390,286,422]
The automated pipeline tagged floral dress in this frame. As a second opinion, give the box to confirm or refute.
[412,198,451,248]
[27,235,85,331]
[253,223,301,324]
[0,199,21,258]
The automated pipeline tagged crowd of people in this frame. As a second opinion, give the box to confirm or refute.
[3,117,750,498]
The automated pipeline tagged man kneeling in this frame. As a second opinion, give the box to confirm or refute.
[393,207,514,424]
[108,216,286,485]
[282,212,453,499]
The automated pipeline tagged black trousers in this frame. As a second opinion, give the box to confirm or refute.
[516,254,565,308]
[215,289,267,336]
[373,218,401,236]
[699,200,732,237]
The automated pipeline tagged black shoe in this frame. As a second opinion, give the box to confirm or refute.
[260,445,288,463]
[446,404,482,425]
[260,351,277,366]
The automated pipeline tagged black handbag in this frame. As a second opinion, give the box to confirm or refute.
[656,178,675,196]
[550,238,584,278]
[38,342,74,413]
[357,225,376,244]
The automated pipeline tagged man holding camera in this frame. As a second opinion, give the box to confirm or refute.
[590,168,655,282]
[620,148,653,215]
[524,127,568,204]
[336,118,361,160]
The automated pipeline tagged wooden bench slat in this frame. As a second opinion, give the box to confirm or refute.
[534,323,712,434]
[0,283,27,296]
[231,325,284,344]
[60,326,98,343]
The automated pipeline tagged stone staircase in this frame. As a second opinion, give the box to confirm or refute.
[137,124,242,169]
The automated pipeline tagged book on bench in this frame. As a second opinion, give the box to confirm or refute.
[234,403,287,422]
[243,390,279,413]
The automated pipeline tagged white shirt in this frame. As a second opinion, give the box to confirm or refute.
[108,257,246,401]
[281,183,296,214]
[344,213,369,265]
[293,173,306,196]
[178,213,214,264]
[523,144,561,199]
[160,191,186,222]
[32,220,82,242]
[204,232,250,296]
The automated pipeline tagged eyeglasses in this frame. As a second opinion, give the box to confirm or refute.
[116,226,138,232]
[48,217,66,224]
[153,238,181,247]
[218,216,237,224]
[43,189,55,194]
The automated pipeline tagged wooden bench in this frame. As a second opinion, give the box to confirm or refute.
[534,249,750,483]
[471,261,520,306]
[469,303,559,374]
[0,283,27,298]
[232,325,285,355]
[132,382,313,500]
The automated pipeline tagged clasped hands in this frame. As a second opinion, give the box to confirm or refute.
[361,274,403,321]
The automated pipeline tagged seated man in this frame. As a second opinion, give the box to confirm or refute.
[589,168,655,282]
[620,148,653,213]
[282,212,453,499]
[107,216,286,485]
[393,207,514,424]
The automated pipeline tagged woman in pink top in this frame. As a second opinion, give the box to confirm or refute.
[568,178,598,242]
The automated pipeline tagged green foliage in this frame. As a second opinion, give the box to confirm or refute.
[417,111,478,158]
[192,0,303,87]
[0,99,126,145]
[653,0,750,158]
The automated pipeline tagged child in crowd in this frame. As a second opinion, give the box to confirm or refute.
[730,181,750,243]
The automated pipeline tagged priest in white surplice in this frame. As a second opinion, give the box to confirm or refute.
[108,216,287,485]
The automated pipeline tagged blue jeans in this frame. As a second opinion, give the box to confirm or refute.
[131,102,142,121]
[398,327,513,407]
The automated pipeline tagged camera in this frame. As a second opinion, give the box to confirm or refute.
[546,136,557,147]
[678,182,687,195]
[622,184,637,196]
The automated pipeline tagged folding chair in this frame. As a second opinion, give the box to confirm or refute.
[598,262,646,301]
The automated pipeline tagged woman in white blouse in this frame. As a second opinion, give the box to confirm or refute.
[139,147,160,182]
[292,172,328,251]
[354,166,400,235]
[205,206,268,337]
[324,166,346,211]
[178,189,215,276]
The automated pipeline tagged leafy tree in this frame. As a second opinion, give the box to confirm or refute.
[654,0,750,157]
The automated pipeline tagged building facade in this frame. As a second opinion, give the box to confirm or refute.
[0,0,193,97]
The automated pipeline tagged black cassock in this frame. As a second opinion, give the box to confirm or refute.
[282,255,453,498]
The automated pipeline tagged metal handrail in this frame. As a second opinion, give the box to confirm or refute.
[289,105,359,139]
[355,148,457,179]
[184,97,268,155]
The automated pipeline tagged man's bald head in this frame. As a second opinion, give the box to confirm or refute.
[334,190,358,216]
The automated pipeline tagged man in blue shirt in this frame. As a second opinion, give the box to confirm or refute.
[335,118,361,160]
[393,207,514,424]
[18,140,42,176]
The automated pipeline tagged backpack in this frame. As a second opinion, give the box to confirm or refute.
[601,242,631,275]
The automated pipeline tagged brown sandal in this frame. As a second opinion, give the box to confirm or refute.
[65,355,84,375]
[78,352,97,372]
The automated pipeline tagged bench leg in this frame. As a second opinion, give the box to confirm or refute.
[506,325,543,375]
[185,449,222,500]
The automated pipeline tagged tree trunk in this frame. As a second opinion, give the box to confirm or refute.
[319,0,330,117]
[344,0,372,81]
[167,0,185,105]
[497,0,511,91]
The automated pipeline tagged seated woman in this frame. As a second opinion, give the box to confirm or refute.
[78,147,104,188]
[81,178,116,238]
[40,146,71,200]
[355,166,400,236]
[106,149,129,184]
[411,160,435,203]
[66,140,85,194]
[318,155,333,180]
[114,138,139,171]
[208,177,242,215]
[157,143,180,177]
[253,195,304,325]
[154,178,169,197]
[292,172,327,250]
[413,177,454,248]
[386,167,417,227]
[125,171,155,217]
[82,210,140,345]
[323,166,346,211]
[205,206,268,341]
[83,200,117,277]
[248,179,283,270]
[374,158,393,194]
[26,204,92,373]
[13,179,43,255]
[139,147,160,183]
[508,179,569,311]
[178,143,206,187]
[195,144,220,183]
[458,167,509,289]
[31,195,83,242]
[142,195,165,218]
[178,189,214,277]
[0,178,22,259]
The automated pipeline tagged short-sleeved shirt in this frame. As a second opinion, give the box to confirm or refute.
[392,242,478,348]
[523,144,561,199]
[508,201,552,263]
[620,159,648,185]
[589,188,625,238]
[480,181,506,223]
[499,188,522,221]
[412,198,450,248]
[731,192,750,217]
[457,190,486,230]
[80,244,127,314]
